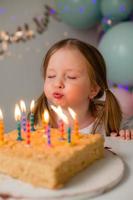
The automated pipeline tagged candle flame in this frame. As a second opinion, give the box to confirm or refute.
[0,109,3,120]
[60,113,68,124]
[51,105,63,119]
[15,104,21,121]
[30,100,35,112]
[20,100,26,112]
[68,107,76,119]
[51,105,68,124]
[51,105,58,114]
[43,110,49,123]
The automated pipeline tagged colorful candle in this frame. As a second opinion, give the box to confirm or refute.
[26,120,30,145]
[20,100,27,132]
[59,112,71,144]
[47,126,51,145]
[0,109,4,144]
[15,104,23,141]
[43,109,51,146]
[43,109,49,135]
[30,100,35,131]
[51,105,65,139]
[68,107,79,136]
[59,119,65,139]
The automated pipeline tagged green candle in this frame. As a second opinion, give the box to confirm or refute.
[67,127,71,143]
[30,100,35,131]
[17,120,23,141]
[30,112,35,131]
[15,104,23,141]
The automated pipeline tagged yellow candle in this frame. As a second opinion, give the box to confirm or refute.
[43,109,49,133]
[42,111,45,127]
[0,109,4,144]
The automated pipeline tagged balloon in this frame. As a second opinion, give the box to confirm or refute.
[111,87,133,118]
[101,0,133,21]
[98,22,133,85]
[100,16,118,32]
[55,0,101,29]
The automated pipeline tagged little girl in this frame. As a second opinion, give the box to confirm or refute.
[34,38,133,140]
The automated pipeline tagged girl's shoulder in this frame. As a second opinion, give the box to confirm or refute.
[79,119,106,135]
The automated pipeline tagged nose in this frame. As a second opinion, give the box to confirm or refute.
[54,78,65,89]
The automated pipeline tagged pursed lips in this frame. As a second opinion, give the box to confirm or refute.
[53,92,64,99]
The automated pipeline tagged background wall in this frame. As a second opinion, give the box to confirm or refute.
[0,0,99,131]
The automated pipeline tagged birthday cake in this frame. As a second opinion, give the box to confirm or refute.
[0,129,104,189]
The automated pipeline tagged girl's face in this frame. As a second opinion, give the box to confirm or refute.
[44,47,97,110]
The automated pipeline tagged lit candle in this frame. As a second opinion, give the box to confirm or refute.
[20,100,27,132]
[68,107,79,136]
[26,120,30,145]
[51,105,65,139]
[0,109,4,144]
[43,109,49,135]
[42,111,45,127]
[30,100,35,132]
[59,112,71,144]
[67,126,71,143]
[43,110,51,146]
[15,104,23,141]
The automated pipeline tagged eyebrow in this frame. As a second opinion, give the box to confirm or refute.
[47,68,82,73]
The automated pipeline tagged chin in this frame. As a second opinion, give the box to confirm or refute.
[53,101,68,108]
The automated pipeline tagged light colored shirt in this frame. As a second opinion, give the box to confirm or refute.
[79,116,133,135]
[80,121,105,135]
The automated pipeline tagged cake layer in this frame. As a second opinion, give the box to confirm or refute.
[0,129,104,189]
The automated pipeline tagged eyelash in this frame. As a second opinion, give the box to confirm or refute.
[47,75,77,79]
[47,75,56,78]
[67,76,77,79]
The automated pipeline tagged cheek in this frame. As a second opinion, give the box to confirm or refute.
[67,81,90,95]
[44,82,49,97]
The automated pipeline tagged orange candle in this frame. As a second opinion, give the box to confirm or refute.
[0,109,4,144]
[42,111,45,127]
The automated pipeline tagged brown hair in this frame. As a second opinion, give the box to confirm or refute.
[34,38,122,136]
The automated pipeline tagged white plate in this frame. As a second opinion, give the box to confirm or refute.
[0,150,124,200]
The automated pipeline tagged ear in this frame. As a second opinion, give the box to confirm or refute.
[89,84,100,99]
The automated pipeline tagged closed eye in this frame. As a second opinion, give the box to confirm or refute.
[47,75,56,78]
[67,76,77,79]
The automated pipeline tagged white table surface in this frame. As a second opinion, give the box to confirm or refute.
[90,137,133,200]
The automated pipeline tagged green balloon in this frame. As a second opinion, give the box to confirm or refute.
[101,0,133,21]
[55,0,101,29]
[98,22,133,86]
